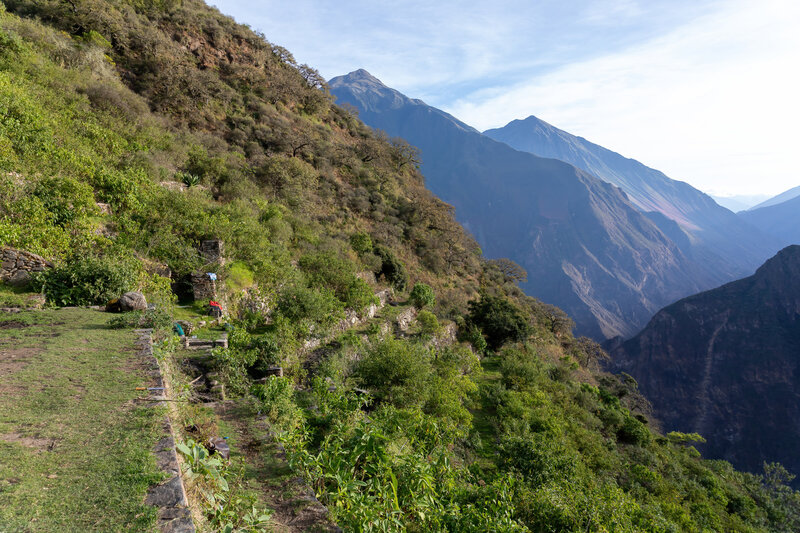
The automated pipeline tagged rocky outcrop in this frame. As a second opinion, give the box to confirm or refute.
[608,245,800,484]
[0,247,52,287]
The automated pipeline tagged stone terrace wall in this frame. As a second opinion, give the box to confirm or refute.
[0,247,53,285]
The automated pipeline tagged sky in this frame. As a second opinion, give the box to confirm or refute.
[211,0,800,197]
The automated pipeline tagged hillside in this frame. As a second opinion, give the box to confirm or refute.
[739,195,800,247]
[330,70,711,340]
[483,115,781,285]
[2,1,800,531]
[609,245,800,486]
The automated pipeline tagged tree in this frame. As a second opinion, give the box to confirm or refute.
[467,295,531,350]
[486,258,527,284]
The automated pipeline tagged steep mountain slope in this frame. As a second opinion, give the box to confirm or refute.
[331,70,714,339]
[609,245,800,483]
[739,194,800,247]
[749,184,800,210]
[483,115,781,281]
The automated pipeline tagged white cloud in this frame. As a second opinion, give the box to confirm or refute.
[445,0,800,196]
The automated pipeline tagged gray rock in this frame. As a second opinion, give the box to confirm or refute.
[145,476,187,508]
[120,291,147,311]
[6,270,31,288]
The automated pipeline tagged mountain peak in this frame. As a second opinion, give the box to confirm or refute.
[329,68,389,89]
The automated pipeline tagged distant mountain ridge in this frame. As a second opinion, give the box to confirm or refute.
[739,194,800,248]
[608,245,800,484]
[483,115,780,282]
[330,70,717,339]
[711,194,770,212]
[748,184,800,210]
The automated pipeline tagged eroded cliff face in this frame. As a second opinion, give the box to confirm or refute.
[609,246,800,482]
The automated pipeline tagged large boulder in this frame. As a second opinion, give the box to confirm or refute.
[6,270,31,288]
[119,291,147,311]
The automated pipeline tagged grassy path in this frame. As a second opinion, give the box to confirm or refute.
[0,309,165,532]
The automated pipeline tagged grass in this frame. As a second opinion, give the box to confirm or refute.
[0,308,165,532]
[0,282,44,308]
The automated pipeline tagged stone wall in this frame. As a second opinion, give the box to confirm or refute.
[191,272,217,301]
[0,247,52,286]
[200,239,224,265]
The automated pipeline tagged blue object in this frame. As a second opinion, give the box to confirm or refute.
[207,272,217,281]
[173,322,185,336]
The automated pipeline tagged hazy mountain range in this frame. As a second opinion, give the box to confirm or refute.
[739,195,800,248]
[330,70,782,339]
[711,194,770,212]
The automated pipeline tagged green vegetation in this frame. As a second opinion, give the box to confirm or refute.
[1,0,799,531]
[177,439,272,532]
[409,282,435,308]
[0,309,164,531]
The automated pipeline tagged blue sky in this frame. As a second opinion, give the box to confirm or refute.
[212,0,800,197]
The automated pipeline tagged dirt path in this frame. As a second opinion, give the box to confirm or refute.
[215,401,340,533]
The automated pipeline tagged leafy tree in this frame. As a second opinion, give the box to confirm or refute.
[486,258,528,284]
[468,295,531,350]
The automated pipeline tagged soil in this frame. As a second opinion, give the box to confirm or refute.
[0,345,39,397]
[0,432,56,451]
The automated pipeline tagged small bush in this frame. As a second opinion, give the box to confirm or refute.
[277,284,344,333]
[251,376,302,427]
[459,323,487,354]
[349,232,373,254]
[416,310,440,337]
[617,415,652,446]
[409,282,435,308]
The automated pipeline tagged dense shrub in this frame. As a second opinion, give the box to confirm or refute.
[299,250,377,311]
[373,245,408,291]
[354,338,432,408]
[416,309,440,337]
[409,282,435,308]
[34,252,140,306]
[276,284,344,333]
[459,323,488,354]
[349,232,373,254]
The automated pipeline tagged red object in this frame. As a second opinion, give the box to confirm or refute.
[209,300,221,308]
